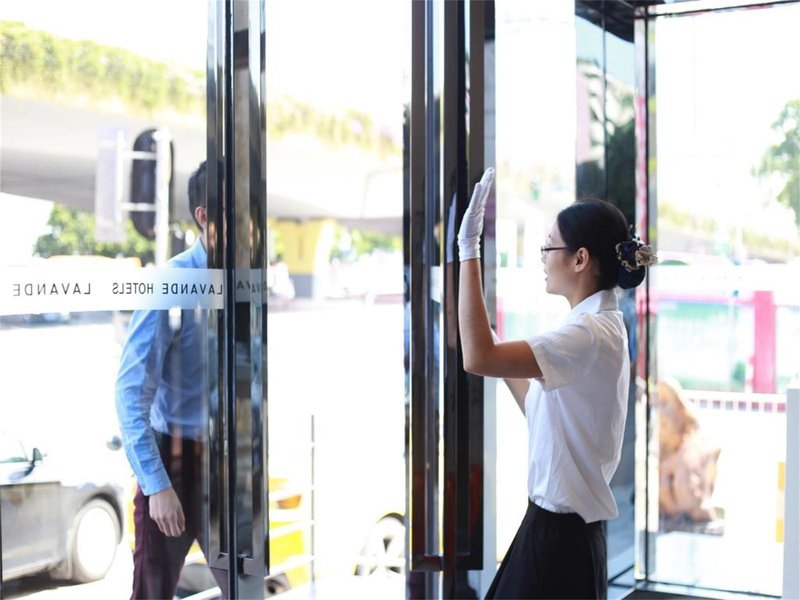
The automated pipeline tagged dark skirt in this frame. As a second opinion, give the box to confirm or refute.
[485,500,607,599]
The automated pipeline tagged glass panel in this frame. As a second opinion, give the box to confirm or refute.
[493,0,577,575]
[604,22,637,582]
[0,1,230,597]
[494,4,639,593]
[575,9,606,199]
[651,4,800,595]
[264,0,408,597]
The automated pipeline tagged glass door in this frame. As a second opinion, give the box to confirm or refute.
[639,1,800,595]
[492,3,640,593]
[0,1,270,598]
[262,1,409,598]
[205,1,269,597]
[405,1,498,598]
[0,0,214,596]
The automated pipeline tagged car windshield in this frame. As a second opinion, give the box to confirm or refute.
[0,432,28,464]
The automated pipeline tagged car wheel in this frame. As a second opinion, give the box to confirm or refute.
[70,498,120,583]
[265,573,290,597]
[354,515,405,578]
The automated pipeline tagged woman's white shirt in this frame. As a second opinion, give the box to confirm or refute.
[524,288,629,524]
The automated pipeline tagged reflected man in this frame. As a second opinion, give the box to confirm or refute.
[116,161,225,599]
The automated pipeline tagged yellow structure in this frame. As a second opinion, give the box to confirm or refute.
[270,218,336,298]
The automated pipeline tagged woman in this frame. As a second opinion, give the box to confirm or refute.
[457,168,656,599]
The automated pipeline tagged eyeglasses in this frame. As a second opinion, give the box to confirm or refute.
[540,245,569,261]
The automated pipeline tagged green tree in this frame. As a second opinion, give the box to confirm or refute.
[759,99,800,227]
[34,205,154,263]
[350,228,401,256]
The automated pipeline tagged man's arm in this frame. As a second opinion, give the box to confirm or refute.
[116,308,171,494]
[115,308,185,536]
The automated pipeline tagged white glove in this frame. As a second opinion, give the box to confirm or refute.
[457,168,495,261]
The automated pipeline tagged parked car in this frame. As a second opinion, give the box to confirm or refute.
[0,430,126,583]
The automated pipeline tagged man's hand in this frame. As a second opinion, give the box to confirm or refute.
[457,167,495,261]
[149,486,186,537]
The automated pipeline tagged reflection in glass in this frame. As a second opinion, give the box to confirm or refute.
[576,14,606,199]
[0,1,215,596]
[603,22,637,584]
[493,3,640,590]
[651,4,800,595]
[493,0,576,577]
[114,164,225,598]
[0,317,129,594]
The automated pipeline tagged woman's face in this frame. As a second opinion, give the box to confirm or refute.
[542,222,575,296]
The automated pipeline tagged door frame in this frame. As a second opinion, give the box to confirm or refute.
[205,0,268,597]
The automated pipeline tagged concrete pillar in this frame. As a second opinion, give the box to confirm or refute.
[274,219,335,298]
[753,290,776,393]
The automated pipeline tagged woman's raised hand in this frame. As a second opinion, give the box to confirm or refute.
[457,167,495,261]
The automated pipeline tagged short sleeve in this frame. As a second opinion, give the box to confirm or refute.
[526,317,599,392]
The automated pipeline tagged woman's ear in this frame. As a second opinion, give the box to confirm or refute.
[573,247,590,273]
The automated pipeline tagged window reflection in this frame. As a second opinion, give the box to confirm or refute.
[575,15,606,199]
[494,0,577,573]
[652,4,800,595]
[493,3,639,587]
[0,1,218,597]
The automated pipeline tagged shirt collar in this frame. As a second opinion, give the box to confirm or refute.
[566,288,619,321]
[189,239,207,268]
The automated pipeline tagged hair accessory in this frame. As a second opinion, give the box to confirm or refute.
[615,236,658,272]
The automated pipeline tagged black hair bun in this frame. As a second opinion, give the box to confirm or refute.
[617,265,646,289]
[615,238,657,289]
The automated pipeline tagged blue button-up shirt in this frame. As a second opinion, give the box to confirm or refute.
[115,241,208,495]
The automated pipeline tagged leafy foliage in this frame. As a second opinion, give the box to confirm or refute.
[759,99,800,226]
[349,228,401,256]
[268,95,399,156]
[0,21,203,114]
[34,205,154,263]
[330,224,400,261]
[0,21,400,155]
